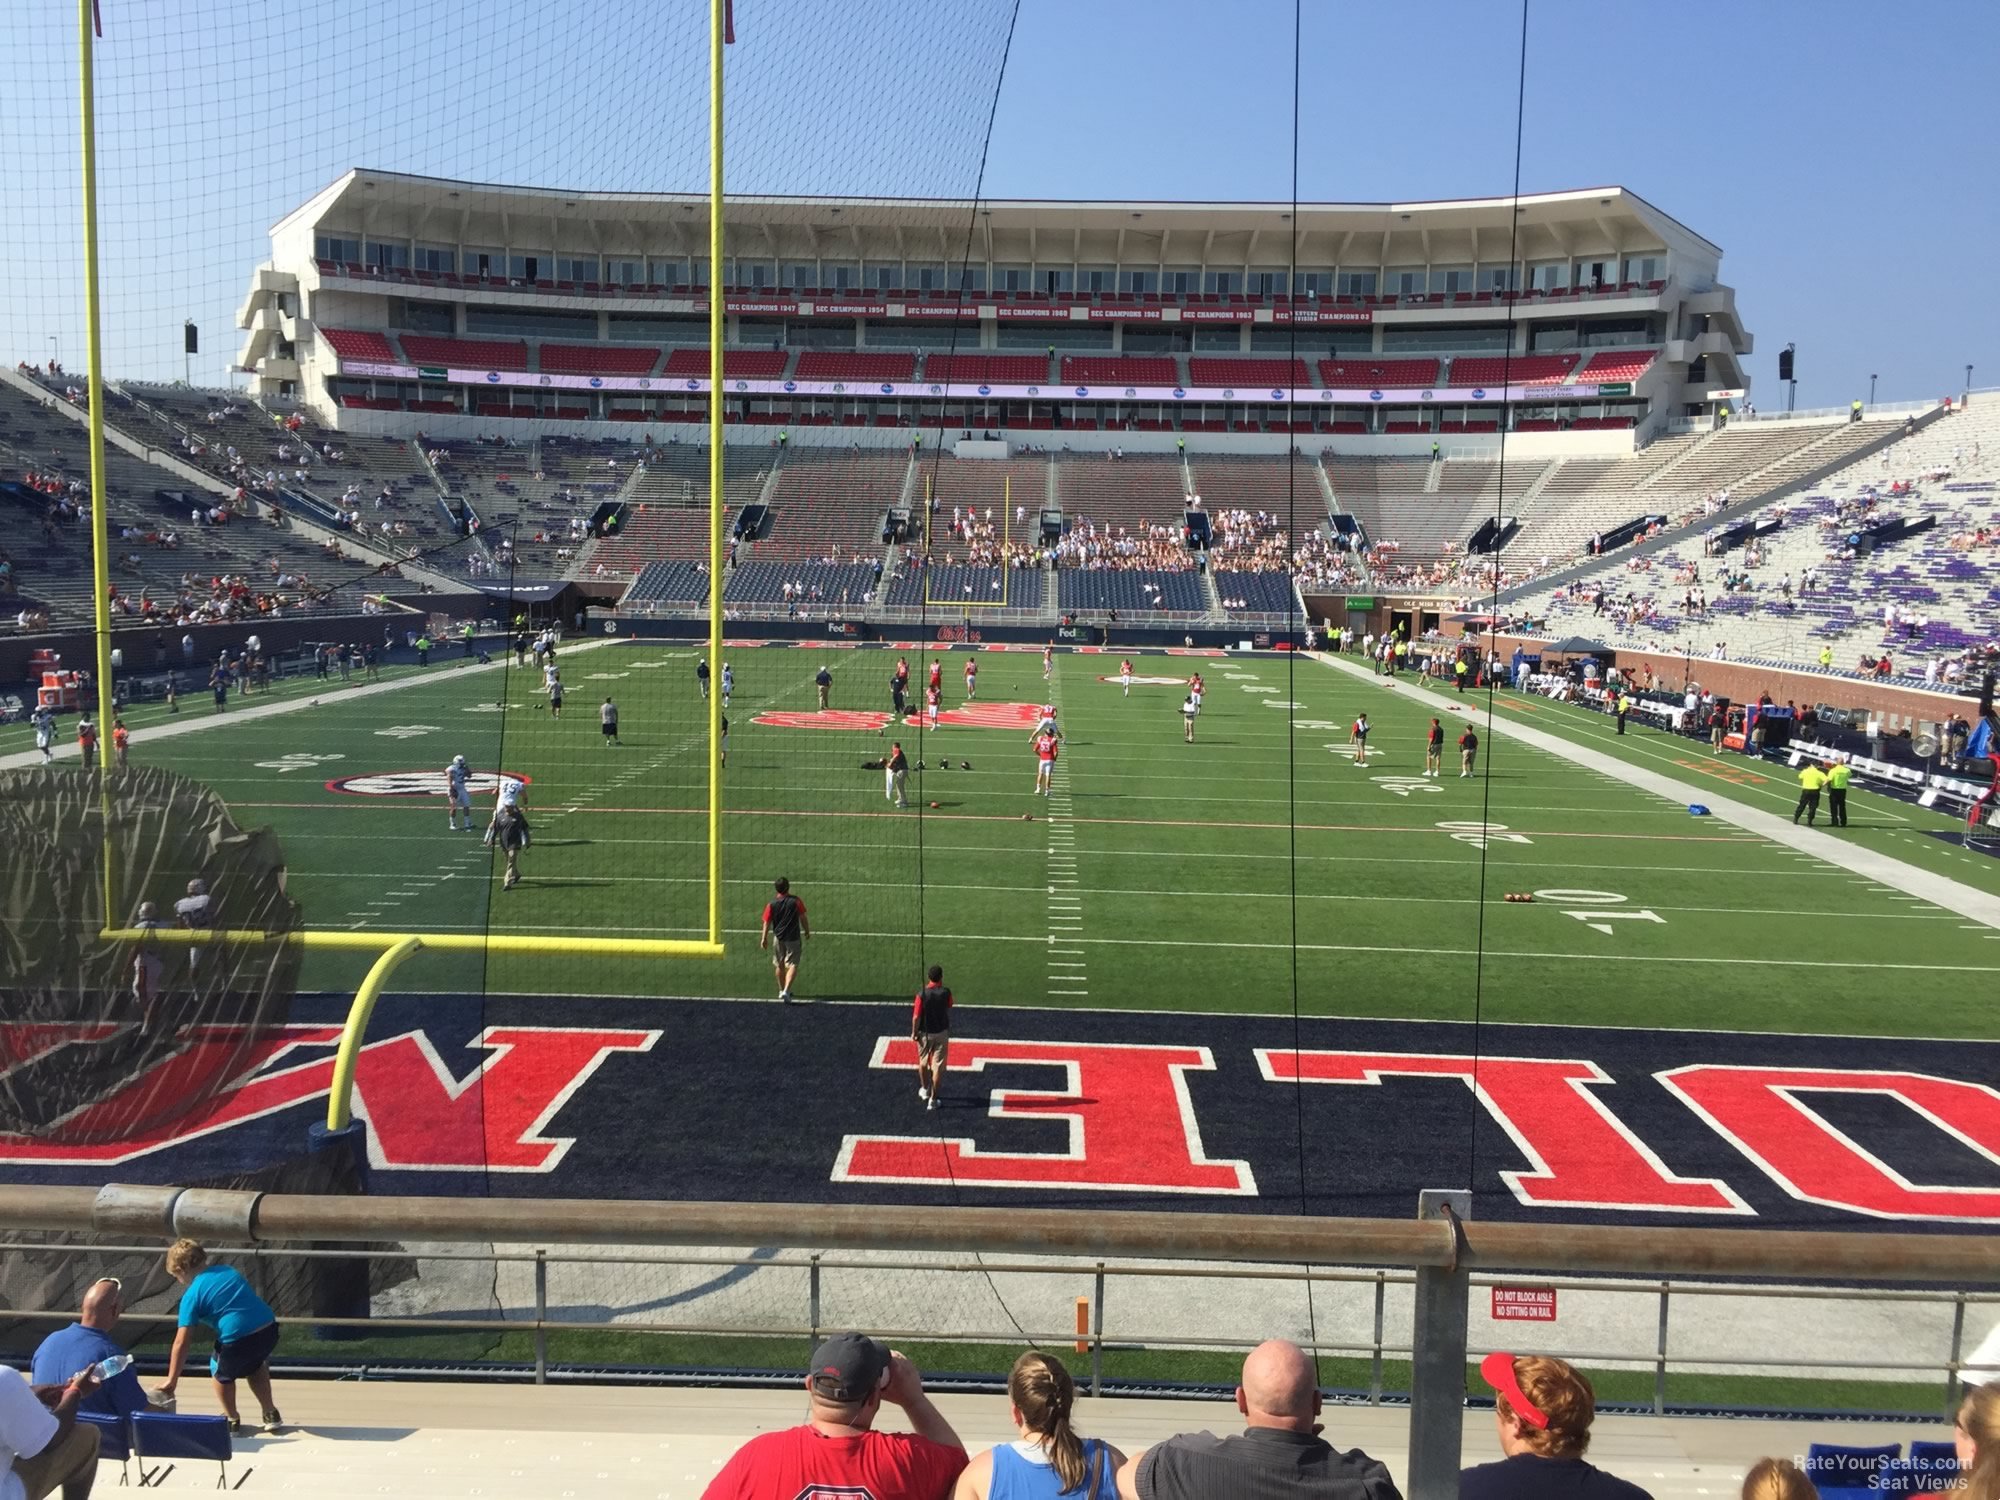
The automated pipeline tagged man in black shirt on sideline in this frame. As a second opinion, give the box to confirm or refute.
[759,877,810,1003]
[1116,1340,1401,1500]
[911,965,952,1111]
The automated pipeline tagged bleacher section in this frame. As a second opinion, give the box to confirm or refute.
[320,328,399,362]
[1211,570,1298,615]
[725,560,877,607]
[540,344,660,376]
[621,560,711,609]
[923,353,1049,385]
[1189,454,1317,521]
[1187,358,1310,389]
[1056,568,1205,614]
[793,351,917,383]
[1318,358,1438,388]
[882,564,1043,612]
[757,449,908,561]
[1054,455,1187,533]
[398,336,532,370]
[1059,356,1178,385]
[1513,405,2000,679]
[1444,353,1579,387]
[587,446,771,574]
[1580,348,1658,383]
[920,456,1049,526]
[662,348,790,379]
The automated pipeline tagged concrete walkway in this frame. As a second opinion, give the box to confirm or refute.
[1308,653,2000,931]
[130,1376,1954,1500]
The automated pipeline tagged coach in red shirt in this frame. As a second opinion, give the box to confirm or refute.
[702,1332,966,1500]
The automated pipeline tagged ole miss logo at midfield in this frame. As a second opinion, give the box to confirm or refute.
[3,1001,1997,1230]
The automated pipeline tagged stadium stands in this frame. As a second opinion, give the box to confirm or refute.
[1054,455,1187,534]
[1443,352,1579,387]
[1211,569,1298,615]
[1187,358,1310,389]
[725,559,877,606]
[621,559,711,609]
[319,328,399,363]
[1318,357,1439,388]
[757,449,908,562]
[923,353,1050,385]
[662,348,790,379]
[539,344,661,376]
[1059,356,1178,385]
[1580,348,1658,383]
[398,336,532,370]
[1056,568,1205,613]
[882,563,1043,612]
[792,351,917,383]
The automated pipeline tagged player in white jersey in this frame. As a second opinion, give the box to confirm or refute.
[446,754,474,830]
[1119,659,1133,697]
[1042,643,1054,680]
[175,878,214,978]
[31,704,56,764]
[963,657,978,701]
[720,662,734,708]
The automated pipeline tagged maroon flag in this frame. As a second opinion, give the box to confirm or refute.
[723,0,734,43]
[92,0,102,36]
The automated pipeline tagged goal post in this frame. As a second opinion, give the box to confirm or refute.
[922,470,1018,609]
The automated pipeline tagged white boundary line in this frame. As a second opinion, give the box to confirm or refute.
[1306,654,2000,931]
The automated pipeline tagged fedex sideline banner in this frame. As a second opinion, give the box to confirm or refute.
[336,359,1614,407]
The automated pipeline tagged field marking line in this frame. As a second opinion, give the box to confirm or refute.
[1310,655,2000,931]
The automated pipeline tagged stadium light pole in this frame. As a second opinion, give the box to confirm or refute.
[1869,373,1877,406]
[1967,364,1975,398]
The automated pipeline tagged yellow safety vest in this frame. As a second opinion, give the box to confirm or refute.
[1799,767,1827,792]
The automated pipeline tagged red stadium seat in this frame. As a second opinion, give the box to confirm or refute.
[539,344,661,376]
[320,329,399,362]
[401,336,532,370]
[1317,358,1439,387]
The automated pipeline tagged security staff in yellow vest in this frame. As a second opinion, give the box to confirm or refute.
[1614,691,1632,735]
[1793,762,1828,826]
[1826,758,1853,827]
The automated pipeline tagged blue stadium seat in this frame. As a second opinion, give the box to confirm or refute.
[622,561,709,607]
[80,1409,236,1488]
[1056,569,1204,614]
[724,561,877,606]
[1211,570,1296,614]
[1877,1443,1960,1494]
[1805,1441,1901,1500]
[883,565,1041,612]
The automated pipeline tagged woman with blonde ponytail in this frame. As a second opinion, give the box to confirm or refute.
[1740,1457,1817,1500]
[1955,1383,2000,1499]
[953,1351,1124,1500]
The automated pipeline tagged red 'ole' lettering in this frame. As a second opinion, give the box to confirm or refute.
[1659,1066,2000,1223]
[0,1024,658,1172]
[834,1038,1256,1194]
[1257,1050,1747,1214]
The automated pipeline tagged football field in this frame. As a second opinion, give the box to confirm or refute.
[33,637,1997,1039]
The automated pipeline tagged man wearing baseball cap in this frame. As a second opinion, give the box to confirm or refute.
[1461,1352,1653,1500]
[701,1332,966,1500]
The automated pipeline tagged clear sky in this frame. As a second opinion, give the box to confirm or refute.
[1,0,1991,410]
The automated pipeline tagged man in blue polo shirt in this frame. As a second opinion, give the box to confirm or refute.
[31,1278,157,1421]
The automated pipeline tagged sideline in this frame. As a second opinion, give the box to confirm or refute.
[1307,653,2000,931]
[0,636,624,774]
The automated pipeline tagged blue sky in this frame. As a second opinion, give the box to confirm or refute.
[1,0,1991,410]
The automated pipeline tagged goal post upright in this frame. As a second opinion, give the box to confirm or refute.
[704,0,726,948]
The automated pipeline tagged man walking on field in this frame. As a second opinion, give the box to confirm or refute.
[911,965,953,1111]
[760,877,810,1002]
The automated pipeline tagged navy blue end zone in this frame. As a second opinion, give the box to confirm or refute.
[3,995,1997,1233]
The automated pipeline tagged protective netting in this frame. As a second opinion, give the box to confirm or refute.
[0,763,300,1139]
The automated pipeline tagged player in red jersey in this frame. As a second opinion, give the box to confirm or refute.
[895,656,910,695]
[925,681,941,727]
[1042,643,1054,680]
[962,657,978,701]
[1032,726,1059,795]
[1119,658,1133,697]
[928,658,943,694]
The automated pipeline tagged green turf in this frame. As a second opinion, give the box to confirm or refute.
[26,640,2000,1036]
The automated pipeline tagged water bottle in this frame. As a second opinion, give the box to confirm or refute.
[93,1353,132,1380]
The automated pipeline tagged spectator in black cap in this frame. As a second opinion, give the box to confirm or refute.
[702,1332,965,1500]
